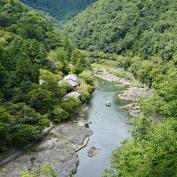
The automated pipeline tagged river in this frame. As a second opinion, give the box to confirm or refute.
[0,79,132,177]
[75,79,131,177]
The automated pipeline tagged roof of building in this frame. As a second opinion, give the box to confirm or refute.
[65,79,79,87]
[65,91,81,98]
[64,74,78,82]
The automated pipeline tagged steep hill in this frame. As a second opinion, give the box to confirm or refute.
[22,0,96,21]
[0,0,92,153]
[65,0,177,60]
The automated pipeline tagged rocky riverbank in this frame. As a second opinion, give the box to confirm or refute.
[93,66,153,117]
[0,122,92,177]
[94,68,132,86]
[0,65,152,177]
[119,86,153,117]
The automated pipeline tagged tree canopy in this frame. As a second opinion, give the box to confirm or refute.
[0,0,92,153]
[65,0,177,61]
[22,0,96,21]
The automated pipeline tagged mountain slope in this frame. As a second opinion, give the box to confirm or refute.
[22,0,96,21]
[65,1,177,177]
[0,0,92,153]
[65,0,177,60]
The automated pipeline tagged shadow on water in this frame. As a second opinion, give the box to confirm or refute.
[75,78,132,177]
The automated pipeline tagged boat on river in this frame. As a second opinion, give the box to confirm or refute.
[106,102,111,107]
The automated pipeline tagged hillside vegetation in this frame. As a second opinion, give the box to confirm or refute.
[65,0,177,60]
[22,0,96,21]
[0,0,177,176]
[0,0,93,154]
[65,0,177,176]
[103,56,177,177]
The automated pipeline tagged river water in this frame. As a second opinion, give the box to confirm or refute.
[75,79,131,177]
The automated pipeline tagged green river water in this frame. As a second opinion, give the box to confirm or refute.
[75,79,132,177]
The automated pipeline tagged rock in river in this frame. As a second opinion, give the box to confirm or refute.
[87,147,98,157]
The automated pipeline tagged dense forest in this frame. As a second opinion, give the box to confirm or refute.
[65,0,177,176]
[0,0,177,176]
[103,55,177,176]
[65,0,177,60]
[22,0,96,21]
[0,0,94,154]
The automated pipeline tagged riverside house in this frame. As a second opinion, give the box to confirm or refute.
[63,74,79,88]
[65,91,81,98]
[63,74,81,99]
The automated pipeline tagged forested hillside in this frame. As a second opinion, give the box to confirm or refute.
[0,0,93,154]
[22,0,96,21]
[1,0,177,176]
[65,0,177,60]
[65,0,177,176]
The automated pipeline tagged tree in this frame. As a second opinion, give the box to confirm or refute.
[52,106,70,123]
[27,88,55,114]
[16,56,37,83]
[104,119,177,177]
[74,58,85,74]
[61,97,81,116]
[39,69,66,99]
[79,70,95,86]
[22,0,96,21]
[0,122,11,152]
[12,124,42,147]
[0,106,14,152]
[0,0,81,153]
[56,47,70,74]
[21,163,57,177]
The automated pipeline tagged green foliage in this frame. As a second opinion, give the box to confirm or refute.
[0,0,64,102]
[39,69,66,99]
[115,70,132,80]
[13,124,41,147]
[48,47,91,75]
[27,88,55,114]
[66,0,177,60]
[78,80,92,103]
[52,106,70,123]
[39,163,57,177]
[0,0,91,153]
[21,173,36,177]
[141,68,177,118]
[104,59,177,177]
[104,119,177,177]
[21,163,57,177]
[70,2,177,175]
[61,97,81,116]
[0,103,49,151]
[22,0,96,21]
[131,116,151,141]
[17,0,177,176]
[79,70,95,86]
[55,47,70,74]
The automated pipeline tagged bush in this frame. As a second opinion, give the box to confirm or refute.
[78,80,92,102]
[27,88,55,114]
[79,70,95,86]
[52,106,70,123]
[12,125,42,147]
[61,97,81,115]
